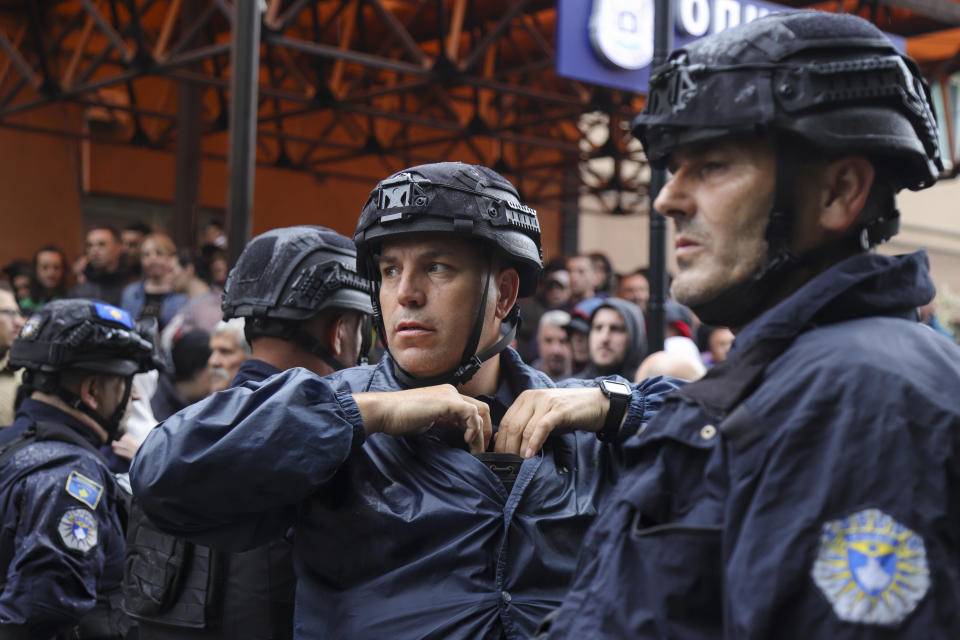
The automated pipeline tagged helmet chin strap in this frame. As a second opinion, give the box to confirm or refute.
[55,376,133,443]
[381,253,517,389]
[689,146,900,328]
[291,328,349,372]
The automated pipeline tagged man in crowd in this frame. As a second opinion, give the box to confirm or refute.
[70,226,128,307]
[565,254,598,309]
[515,263,569,362]
[616,269,650,313]
[0,283,24,425]
[579,298,646,381]
[0,299,156,638]
[208,317,250,392]
[120,222,152,281]
[565,306,592,375]
[124,225,373,639]
[149,329,212,421]
[588,252,615,297]
[532,309,573,382]
[540,11,960,636]
[129,162,676,639]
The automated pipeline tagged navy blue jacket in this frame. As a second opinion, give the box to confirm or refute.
[129,348,677,639]
[129,358,296,640]
[543,251,960,638]
[0,399,125,638]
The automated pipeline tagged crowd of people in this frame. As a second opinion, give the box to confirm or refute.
[0,216,737,449]
[2,9,960,640]
[516,255,738,386]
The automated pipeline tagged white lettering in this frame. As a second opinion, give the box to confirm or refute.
[742,4,770,23]
[676,0,776,37]
[678,0,710,36]
[713,0,741,33]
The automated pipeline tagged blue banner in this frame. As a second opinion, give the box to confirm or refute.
[556,0,906,93]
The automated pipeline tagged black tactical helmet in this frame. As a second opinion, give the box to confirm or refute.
[222,225,372,321]
[221,226,373,370]
[633,10,941,191]
[354,162,543,387]
[10,299,159,437]
[354,162,543,297]
[11,299,157,376]
[632,10,942,327]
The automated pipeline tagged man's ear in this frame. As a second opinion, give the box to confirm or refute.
[818,156,875,233]
[335,315,355,359]
[494,267,521,320]
[78,374,101,411]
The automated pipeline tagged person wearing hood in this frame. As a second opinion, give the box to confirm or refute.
[580,298,646,381]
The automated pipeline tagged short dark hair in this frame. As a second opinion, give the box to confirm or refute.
[123,222,153,235]
[172,330,212,381]
[87,225,121,242]
[176,247,198,269]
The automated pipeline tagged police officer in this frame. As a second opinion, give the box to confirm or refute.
[123,225,373,639]
[0,299,156,639]
[539,10,960,637]
[128,162,678,639]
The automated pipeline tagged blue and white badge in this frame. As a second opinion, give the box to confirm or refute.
[58,508,98,553]
[19,314,42,339]
[588,0,654,70]
[65,470,104,510]
[812,508,930,625]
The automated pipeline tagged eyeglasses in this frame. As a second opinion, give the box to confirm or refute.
[0,309,22,319]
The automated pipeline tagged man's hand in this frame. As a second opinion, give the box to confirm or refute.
[111,432,142,461]
[353,385,493,453]
[495,387,618,459]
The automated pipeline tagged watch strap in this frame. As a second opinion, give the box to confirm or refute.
[597,381,630,442]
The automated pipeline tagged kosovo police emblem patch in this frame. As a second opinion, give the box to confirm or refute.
[812,508,929,625]
[19,314,42,339]
[57,508,98,553]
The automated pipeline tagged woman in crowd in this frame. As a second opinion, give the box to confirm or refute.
[121,233,187,330]
[171,248,211,300]
[19,245,68,312]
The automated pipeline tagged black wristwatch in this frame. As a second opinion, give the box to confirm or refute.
[597,379,632,442]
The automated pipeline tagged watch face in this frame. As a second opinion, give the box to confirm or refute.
[602,380,632,397]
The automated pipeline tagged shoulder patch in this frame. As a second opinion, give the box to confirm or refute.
[19,314,43,339]
[65,470,104,510]
[812,508,930,626]
[58,508,99,553]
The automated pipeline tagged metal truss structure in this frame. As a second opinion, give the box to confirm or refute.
[0,0,956,216]
[0,0,647,212]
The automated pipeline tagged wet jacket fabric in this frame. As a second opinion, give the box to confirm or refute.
[0,399,126,639]
[129,348,678,640]
[541,250,960,638]
[126,358,296,640]
[579,297,647,381]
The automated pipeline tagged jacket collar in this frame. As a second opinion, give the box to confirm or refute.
[369,347,552,396]
[734,250,932,351]
[678,251,932,419]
